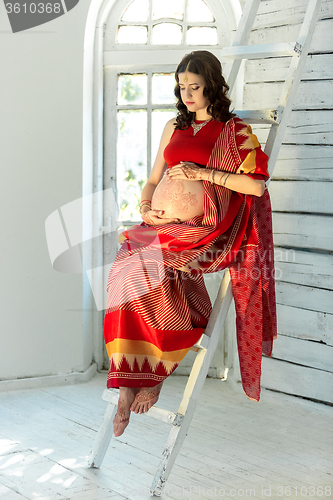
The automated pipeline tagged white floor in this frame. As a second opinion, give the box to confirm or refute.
[0,372,332,500]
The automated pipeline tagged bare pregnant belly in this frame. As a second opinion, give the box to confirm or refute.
[151,176,205,222]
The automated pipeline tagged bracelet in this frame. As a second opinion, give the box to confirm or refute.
[219,172,227,185]
[139,203,151,214]
[140,199,151,206]
[208,170,217,185]
[223,173,230,187]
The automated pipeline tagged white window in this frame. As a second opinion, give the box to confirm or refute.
[115,72,176,220]
[116,0,218,46]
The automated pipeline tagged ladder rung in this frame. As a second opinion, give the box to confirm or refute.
[102,388,120,404]
[234,109,278,124]
[193,333,210,350]
[221,42,302,60]
[102,389,183,426]
[146,407,184,426]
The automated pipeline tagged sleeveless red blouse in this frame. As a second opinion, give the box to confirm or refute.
[164,118,265,180]
[163,119,224,168]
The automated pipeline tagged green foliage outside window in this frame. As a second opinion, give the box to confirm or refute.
[120,166,146,220]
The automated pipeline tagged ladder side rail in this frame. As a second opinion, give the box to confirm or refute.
[150,271,233,495]
[228,0,262,46]
[177,270,232,415]
[201,269,230,338]
[265,0,323,177]
[88,402,117,468]
[223,0,262,91]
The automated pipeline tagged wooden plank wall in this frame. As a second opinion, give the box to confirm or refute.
[242,0,333,403]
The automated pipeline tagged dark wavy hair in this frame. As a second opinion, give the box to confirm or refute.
[174,50,235,130]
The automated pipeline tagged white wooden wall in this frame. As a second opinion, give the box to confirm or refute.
[242,0,333,403]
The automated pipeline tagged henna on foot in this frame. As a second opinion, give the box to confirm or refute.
[113,387,138,437]
[130,382,163,414]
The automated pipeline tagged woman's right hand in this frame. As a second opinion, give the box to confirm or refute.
[141,208,180,225]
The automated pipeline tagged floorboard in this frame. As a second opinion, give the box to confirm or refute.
[0,372,332,500]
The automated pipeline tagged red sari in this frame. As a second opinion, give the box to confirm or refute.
[104,117,277,402]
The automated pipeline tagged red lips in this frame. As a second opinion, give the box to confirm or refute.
[186,101,194,105]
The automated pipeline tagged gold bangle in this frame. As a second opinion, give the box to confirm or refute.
[208,170,214,184]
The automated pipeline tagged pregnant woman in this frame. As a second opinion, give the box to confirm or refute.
[104,50,277,437]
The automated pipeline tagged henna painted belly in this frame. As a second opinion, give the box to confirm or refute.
[151,176,205,222]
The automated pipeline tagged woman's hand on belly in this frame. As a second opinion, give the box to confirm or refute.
[166,162,208,181]
[151,170,205,222]
[141,208,180,226]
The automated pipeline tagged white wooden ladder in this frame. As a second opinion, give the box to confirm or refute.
[88,0,322,494]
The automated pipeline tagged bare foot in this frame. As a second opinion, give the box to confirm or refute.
[130,382,163,414]
[113,387,138,437]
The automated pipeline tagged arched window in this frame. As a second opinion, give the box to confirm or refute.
[115,0,218,46]
[103,0,235,222]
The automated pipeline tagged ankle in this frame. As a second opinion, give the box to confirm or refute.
[119,386,135,395]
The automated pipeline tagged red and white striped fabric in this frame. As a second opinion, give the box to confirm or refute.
[104,117,277,402]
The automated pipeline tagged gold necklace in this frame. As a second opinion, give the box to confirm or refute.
[191,117,212,136]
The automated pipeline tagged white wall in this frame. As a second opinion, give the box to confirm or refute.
[0,0,94,381]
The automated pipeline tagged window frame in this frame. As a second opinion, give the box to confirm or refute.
[104,64,177,224]
[103,0,231,51]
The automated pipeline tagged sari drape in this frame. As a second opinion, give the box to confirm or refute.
[104,117,277,402]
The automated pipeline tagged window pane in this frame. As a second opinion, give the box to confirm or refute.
[152,23,182,45]
[152,73,176,104]
[151,110,177,168]
[117,25,148,44]
[187,27,217,45]
[187,0,214,22]
[117,110,147,220]
[121,0,149,22]
[152,0,184,20]
[118,74,147,105]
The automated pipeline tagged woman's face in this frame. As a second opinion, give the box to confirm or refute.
[178,71,210,115]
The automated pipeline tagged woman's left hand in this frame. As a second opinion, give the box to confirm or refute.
[166,162,204,181]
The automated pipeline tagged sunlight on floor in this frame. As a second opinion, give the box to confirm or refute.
[0,373,332,500]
